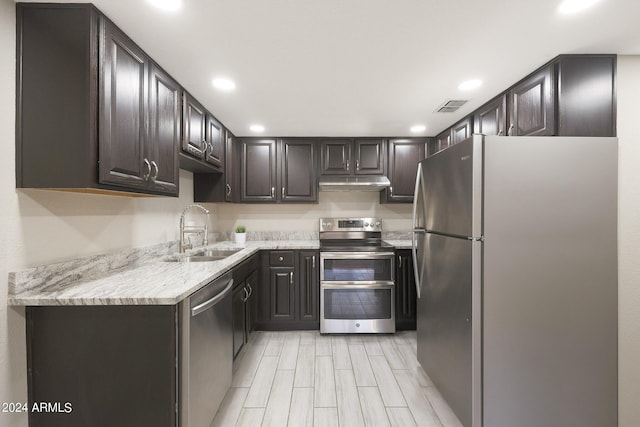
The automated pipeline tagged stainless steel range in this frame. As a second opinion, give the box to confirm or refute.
[319,217,396,334]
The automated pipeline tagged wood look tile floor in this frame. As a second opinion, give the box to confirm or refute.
[213,331,463,427]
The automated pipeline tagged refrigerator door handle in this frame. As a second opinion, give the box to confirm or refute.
[412,161,426,299]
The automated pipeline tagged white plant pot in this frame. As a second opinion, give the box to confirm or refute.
[234,232,246,245]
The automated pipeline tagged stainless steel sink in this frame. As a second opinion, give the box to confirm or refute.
[164,248,242,263]
[191,249,242,258]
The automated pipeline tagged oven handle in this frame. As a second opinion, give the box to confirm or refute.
[320,282,395,289]
[320,252,395,260]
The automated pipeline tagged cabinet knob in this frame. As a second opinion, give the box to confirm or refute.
[226,183,232,197]
[279,256,284,262]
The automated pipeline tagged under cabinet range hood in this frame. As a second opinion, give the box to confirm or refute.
[318,176,391,192]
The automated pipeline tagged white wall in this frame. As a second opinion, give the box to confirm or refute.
[616,55,640,427]
[0,1,195,425]
[207,191,412,233]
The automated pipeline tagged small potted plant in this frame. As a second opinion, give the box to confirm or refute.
[234,225,247,245]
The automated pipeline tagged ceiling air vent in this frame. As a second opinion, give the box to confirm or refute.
[436,99,468,113]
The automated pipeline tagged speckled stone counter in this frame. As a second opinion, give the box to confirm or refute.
[8,237,412,306]
[8,241,319,306]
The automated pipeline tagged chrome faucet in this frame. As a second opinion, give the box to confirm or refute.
[179,204,210,253]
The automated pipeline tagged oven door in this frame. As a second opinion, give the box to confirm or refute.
[320,252,395,284]
[320,282,396,333]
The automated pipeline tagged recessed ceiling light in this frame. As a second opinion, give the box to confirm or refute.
[249,124,265,133]
[458,79,482,91]
[212,77,236,92]
[147,0,181,11]
[558,0,599,14]
[410,125,426,133]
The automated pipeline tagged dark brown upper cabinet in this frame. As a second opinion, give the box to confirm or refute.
[99,20,150,192]
[240,138,278,202]
[508,64,555,136]
[278,139,318,202]
[205,115,224,168]
[193,129,239,203]
[354,139,385,175]
[320,138,385,176]
[16,4,179,196]
[556,55,616,137]
[320,139,352,175]
[381,138,427,203]
[181,93,207,159]
[238,138,317,204]
[474,94,507,136]
[435,129,451,152]
[148,64,181,195]
[451,117,473,144]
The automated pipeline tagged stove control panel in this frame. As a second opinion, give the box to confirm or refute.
[319,217,382,232]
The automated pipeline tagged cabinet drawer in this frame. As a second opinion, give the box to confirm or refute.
[269,251,295,266]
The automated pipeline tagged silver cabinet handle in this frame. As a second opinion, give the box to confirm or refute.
[356,160,359,171]
[290,272,293,285]
[282,187,285,198]
[271,187,275,198]
[202,140,208,153]
[143,158,151,180]
[279,256,284,262]
[507,124,514,136]
[226,183,232,197]
[241,287,248,302]
[398,255,402,269]
[246,283,253,297]
[150,161,159,181]
[390,186,394,196]
[312,255,315,269]
[346,159,350,170]
[498,129,504,136]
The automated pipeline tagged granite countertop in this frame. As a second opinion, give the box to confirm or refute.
[8,238,412,306]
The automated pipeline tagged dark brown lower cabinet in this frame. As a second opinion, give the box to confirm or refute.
[231,255,259,359]
[258,250,319,330]
[396,250,417,330]
[26,305,177,427]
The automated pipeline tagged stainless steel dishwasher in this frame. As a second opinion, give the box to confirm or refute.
[180,273,234,427]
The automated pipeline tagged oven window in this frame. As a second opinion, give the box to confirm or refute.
[322,259,392,282]
[323,288,392,320]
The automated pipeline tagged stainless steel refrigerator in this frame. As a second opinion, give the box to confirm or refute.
[411,134,617,427]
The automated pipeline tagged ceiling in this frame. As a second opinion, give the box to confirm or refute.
[18,0,640,137]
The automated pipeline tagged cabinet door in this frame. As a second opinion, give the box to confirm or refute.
[474,94,507,136]
[557,55,615,137]
[225,130,239,202]
[148,63,180,195]
[451,117,473,145]
[245,270,258,338]
[508,64,555,136]
[320,139,352,175]
[240,138,277,202]
[298,251,319,322]
[396,250,417,330]
[99,20,149,190]
[386,139,425,203]
[354,139,385,175]
[205,115,224,169]
[232,284,247,359]
[269,267,296,321]
[435,129,451,152]
[279,139,317,202]
[182,93,207,158]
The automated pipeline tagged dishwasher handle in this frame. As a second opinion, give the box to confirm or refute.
[191,278,234,317]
